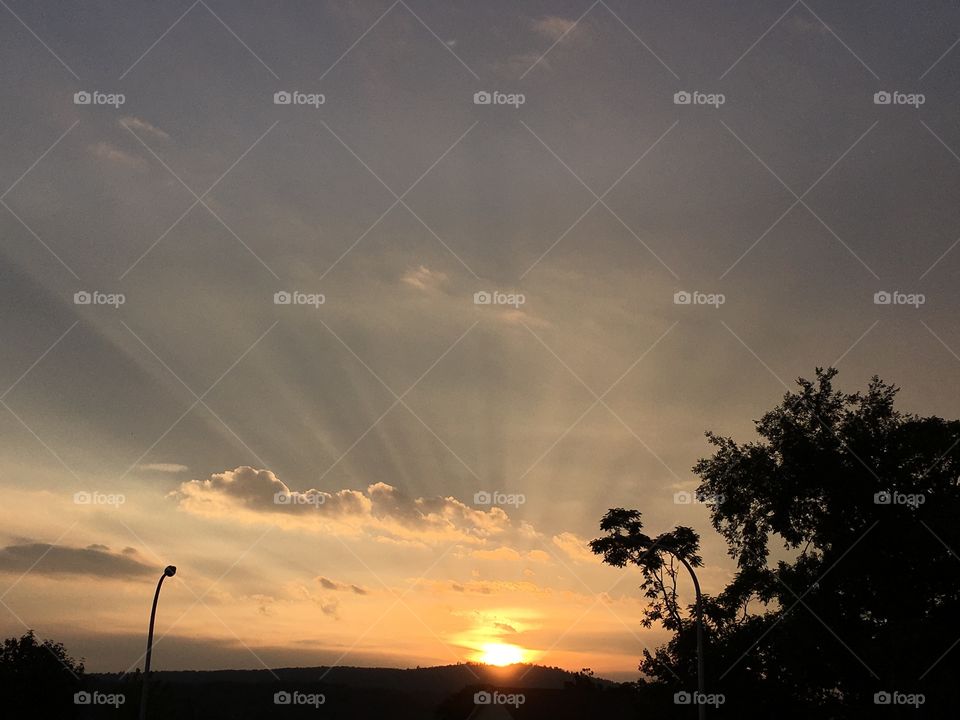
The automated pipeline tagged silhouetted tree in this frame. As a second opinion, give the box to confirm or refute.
[594,369,960,716]
[0,630,84,717]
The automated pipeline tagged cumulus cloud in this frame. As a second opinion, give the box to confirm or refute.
[172,467,511,545]
[0,543,153,578]
[120,116,170,140]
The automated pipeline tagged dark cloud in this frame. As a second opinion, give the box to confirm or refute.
[0,543,154,578]
[316,576,370,595]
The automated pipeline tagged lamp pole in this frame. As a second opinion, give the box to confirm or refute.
[674,554,706,720]
[139,565,176,720]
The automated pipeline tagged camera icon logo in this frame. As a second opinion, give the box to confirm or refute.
[274,491,292,505]
[673,290,692,305]
[74,291,92,305]
[473,291,492,305]
[474,490,492,505]
[874,691,891,705]
[873,290,891,305]
[274,291,292,305]
[474,691,492,704]
[73,491,92,505]
[274,91,292,105]
[274,691,292,705]
[673,491,693,504]
[473,91,492,105]
[873,491,891,505]
[674,691,692,704]
[873,91,891,105]
[673,91,692,105]
[74,691,91,705]
[73,91,92,105]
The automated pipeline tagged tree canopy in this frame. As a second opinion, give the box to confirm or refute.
[592,368,960,716]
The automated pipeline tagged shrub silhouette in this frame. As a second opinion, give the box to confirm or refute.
[0,630,84,717]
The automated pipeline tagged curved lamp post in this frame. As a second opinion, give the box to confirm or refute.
[672,554,706,720]
[139,565,176,720]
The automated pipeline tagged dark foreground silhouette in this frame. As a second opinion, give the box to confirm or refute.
[592,368,960,717]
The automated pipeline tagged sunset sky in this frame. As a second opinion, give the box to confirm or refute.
[2,1,960,682]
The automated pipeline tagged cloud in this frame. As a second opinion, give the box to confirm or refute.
[532,16,578,41]
[90,142,145,169]
[418,578,554,596]
[551,532,596,563]
[471,547,523,562]
[172,467,511,545]
[0,543,154,578]
[401,265,447,292]
[317,576,370,595]
[470,547,551,563]
[139,463,189,473]
[496,309,551,329]
[120,116,170,140]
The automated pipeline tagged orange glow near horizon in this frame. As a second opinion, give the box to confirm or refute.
[475,643,527,666]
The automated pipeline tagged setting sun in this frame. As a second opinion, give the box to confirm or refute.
[477,643,526,666]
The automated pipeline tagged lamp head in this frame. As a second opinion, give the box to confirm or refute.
[163,565,177,577]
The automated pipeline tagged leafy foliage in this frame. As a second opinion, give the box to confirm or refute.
[593,369,960,715]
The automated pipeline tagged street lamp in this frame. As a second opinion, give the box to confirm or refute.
[139,565,176,720]
[672,554,706,720]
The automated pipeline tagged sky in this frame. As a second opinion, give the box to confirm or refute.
[1,0,960,681]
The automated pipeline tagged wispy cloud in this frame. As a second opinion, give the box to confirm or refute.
[531,16,579,41]
[401,264,448,292]
[90,141,145,169]
[139,462,189,473]
[120,116,170,141]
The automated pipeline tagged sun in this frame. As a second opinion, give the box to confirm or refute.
[477,643,525,666]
